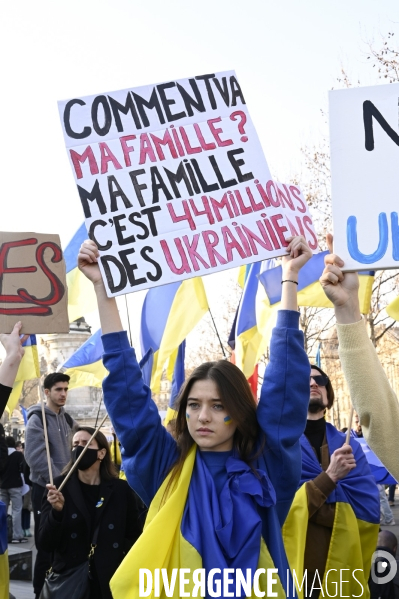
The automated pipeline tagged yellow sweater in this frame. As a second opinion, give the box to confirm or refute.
[337,318,399,481]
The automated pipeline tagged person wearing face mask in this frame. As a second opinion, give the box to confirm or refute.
[37,427,144,599]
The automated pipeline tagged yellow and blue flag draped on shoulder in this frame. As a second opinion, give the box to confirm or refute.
[235,260,277,378]
[6,335,40,415]
[0,503,8,599]
[62,329,107,388]
[111,446,286,599]
[64,223,97,322]
[259,251,374,314]
[140,279,208,393]
[283,423,379,599]
[164,340,185,427]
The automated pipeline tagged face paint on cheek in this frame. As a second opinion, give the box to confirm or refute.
[186,413,190,420]
[224,416,232,425]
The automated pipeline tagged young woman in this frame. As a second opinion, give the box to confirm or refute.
[78,236,312,599]
[38,427,144,599]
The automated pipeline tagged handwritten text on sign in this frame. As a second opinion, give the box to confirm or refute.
[0,232,69,334]
[330,83,399,271]
[59,71,317,296]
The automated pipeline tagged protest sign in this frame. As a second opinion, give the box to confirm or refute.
[330,83,399,270]
[59,71,318,297]
[0,232,69,333]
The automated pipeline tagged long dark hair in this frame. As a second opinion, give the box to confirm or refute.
[165,360,261,494]
[62,426,118,481]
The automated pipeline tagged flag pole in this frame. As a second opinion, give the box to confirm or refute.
[94,392,103,429]
[124,296,133,347]
[345,406,355,445]
[208,308,227,358]
[39,383,53,486]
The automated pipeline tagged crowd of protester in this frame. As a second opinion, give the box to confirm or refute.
[0,235,399,598]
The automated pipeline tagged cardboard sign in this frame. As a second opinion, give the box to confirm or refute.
[0,232,69,333]
[330,83,399,270]
[59,71,318,297]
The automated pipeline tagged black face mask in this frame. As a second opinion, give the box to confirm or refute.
[72,445,99,471]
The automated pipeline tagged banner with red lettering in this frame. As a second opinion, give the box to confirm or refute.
[58,71,317,297]
[0,232,69,333]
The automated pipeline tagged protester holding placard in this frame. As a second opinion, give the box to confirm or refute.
[320,234,399,482]
[58,73,318,300]
[77,235,312,598]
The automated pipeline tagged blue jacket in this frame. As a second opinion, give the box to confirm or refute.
[102,310,310,580]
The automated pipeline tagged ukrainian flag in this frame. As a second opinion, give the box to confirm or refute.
[164,340,185,426]
[140,279,208,393]
[283,424,380,599]
[111,446,286,599]
[62,329,107,388]
[64,223,97,322]
[259,251,374,314]
[235,260,277,378]
[386,296,399,321]
[0,502,8,599]
[6,335,40,414]
[354,436,397,485]
[237,264,251,288]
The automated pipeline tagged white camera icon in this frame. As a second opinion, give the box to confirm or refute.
[371,550,398,585]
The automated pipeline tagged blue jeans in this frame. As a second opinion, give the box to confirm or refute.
[0,486,24,539]
[378,484,395,523]
[389,484,396,503]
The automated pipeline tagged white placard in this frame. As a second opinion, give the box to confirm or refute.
[330,83,399,270]
[59,71,318,296]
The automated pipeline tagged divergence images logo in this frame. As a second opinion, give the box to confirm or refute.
[371,550,398,585]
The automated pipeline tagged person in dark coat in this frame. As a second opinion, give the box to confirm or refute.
[38,426,144,599]
[0,435,26,542]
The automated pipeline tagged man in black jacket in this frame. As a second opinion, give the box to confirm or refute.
[0,435,26,542]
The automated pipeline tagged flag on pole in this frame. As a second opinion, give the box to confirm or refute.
[140,278,208,393]
[64,223,97,322]
[354,437,397,485]
[6,335,40,415]
[62,329,107,389]
[20,405,28,425]
[235,260,277,378]
[386,296,399,321]
[259,251,374,314]
[315,342,322,368]
[164,341,186,426]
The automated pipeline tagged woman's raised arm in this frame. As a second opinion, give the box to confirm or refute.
[78,241,178,505]
[77,241,123,334]
[257,236,312,524]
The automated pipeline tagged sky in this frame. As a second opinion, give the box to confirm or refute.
[2,0,399,339]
